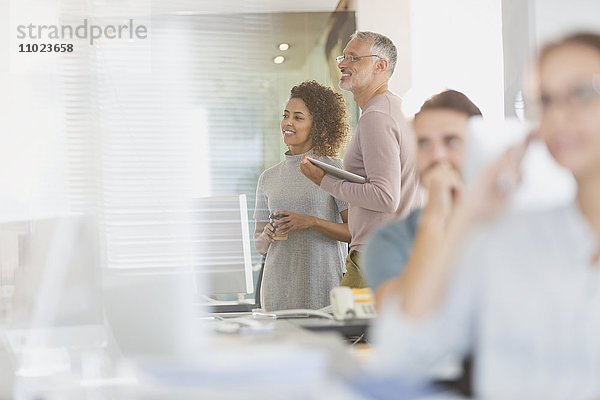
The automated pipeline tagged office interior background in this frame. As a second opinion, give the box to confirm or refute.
[0,0,599,396]
[3,0,598,276]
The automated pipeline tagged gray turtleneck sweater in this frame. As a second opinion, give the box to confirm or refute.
[253,149,348,311]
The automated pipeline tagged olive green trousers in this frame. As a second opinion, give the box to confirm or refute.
[340,250,367,288]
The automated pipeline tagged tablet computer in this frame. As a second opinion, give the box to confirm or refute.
[308,158,366,184]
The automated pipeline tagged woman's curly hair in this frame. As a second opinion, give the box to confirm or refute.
[289,81,350,157]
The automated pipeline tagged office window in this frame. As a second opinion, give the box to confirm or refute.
[61,8,198,270]
[58,8,357,291]
[183,11,357,269]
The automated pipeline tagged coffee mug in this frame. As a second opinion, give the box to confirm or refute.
[269,213,288,240]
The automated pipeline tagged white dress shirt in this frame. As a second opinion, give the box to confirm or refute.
[371,202,600,399]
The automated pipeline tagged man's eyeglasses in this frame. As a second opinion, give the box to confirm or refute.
[539,75,600,112]
[335,54,382,64]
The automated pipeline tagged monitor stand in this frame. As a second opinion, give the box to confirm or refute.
[199,298,256,314]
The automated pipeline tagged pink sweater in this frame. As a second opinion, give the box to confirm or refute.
[320,92,422,251]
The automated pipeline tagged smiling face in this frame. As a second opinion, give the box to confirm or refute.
[538,43,600,181]
[281,97,313,155]
[414,109,470,177]
[338,39,377,92]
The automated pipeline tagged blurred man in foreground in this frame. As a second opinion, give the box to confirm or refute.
[362,90,481,300]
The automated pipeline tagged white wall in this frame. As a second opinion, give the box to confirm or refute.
[533,0,600,46]
[409,0,505,120]
[355,0,505,121]
[355,0,412,97]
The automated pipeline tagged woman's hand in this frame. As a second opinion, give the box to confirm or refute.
[253,221,276,255]
[273,210,316,235]
[260,222,276,244]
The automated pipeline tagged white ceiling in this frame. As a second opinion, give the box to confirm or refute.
[178,11,340,72]
[151,0,340,15]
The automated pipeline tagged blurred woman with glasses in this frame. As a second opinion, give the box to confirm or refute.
[372,32,600,398]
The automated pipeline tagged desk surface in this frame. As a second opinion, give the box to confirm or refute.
[210,311,371,339]
[285,317,370,338]
[2,316,455,400]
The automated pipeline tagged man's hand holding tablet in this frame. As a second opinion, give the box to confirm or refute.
[300,155,366,185]
[299,155,326,185]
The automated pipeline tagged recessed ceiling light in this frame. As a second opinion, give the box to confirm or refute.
[279,43,290,51]
[273,56,285,64]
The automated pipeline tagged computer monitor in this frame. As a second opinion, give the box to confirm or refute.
[0,215,107,382]
[102,270,201,359]
[192,195,254,296]
[7,216,103,332]
[1,215,203,386]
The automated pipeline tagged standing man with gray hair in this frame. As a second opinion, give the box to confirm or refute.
[301,31,421,288]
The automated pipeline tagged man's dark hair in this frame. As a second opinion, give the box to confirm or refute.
[415,89,482,120]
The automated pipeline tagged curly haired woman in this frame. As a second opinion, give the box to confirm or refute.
[253,81,351,311]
